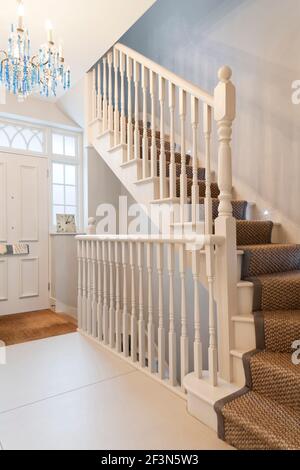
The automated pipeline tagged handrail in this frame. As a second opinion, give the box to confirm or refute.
[115,43,214,107]
[76,234,224,246]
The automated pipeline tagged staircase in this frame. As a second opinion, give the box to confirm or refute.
[79,42,300,450]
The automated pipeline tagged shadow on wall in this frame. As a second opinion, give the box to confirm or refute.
[120,0,300,226]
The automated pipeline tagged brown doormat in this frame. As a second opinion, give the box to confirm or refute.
[0,310,78,346]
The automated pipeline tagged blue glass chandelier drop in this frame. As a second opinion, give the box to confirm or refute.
[0,1,70,101]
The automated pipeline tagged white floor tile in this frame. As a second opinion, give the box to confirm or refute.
[0,333,133,413]
[0,370,231,450]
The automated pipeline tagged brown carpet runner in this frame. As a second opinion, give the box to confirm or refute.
[215,222,300,450]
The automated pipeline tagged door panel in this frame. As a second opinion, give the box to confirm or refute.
[19,165,39,242]
[19,257,39,299]
[0,162,7,242]
[0,154,49,316]
[0,260,8,301]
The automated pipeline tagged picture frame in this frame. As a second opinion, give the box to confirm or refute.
[56,214,77,234]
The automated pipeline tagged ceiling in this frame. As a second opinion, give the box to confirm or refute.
[0,0,156,99]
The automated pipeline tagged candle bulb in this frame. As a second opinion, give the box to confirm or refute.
[17,2,25,30]
[46,20,53,44]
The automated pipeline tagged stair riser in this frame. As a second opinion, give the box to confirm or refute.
[237,283,254,316]
[231,354,246,388]
[233,320,256,351]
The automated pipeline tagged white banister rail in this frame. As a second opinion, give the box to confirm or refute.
[115,43,214,106]
[77,234,223,393]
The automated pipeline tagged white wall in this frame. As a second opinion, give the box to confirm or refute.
[0,93,79,130]
[50,235,78,316]
[57,79,85,129]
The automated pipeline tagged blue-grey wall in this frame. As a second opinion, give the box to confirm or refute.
[120,0,300,238]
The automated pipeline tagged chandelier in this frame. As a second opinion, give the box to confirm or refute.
[0,1,70,101]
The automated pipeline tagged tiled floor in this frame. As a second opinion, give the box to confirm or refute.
[0,333,231,450]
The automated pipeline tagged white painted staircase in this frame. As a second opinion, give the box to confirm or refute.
[80,42,281,432]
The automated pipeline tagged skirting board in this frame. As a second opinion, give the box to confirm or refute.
[50,297,77,319]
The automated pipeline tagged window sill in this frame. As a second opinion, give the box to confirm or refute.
[49,232,83,237]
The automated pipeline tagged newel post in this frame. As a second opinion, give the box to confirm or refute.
[214,66,237,383]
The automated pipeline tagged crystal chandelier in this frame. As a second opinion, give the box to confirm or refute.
[0,2,35,101]
[0,1,70,101]
[32,21,71,98]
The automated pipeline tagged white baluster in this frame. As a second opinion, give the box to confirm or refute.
[168,243,177,386]
[179,89,187,222]
[133,61,140,161]
[130,242,138,362]
[142,66,149,179]
[97,62,102,120]
[92,67,96,121]
[102,241,109,344]
[150,71,157,178]
[77,240,82,330]
[120,52,126,148]
[191,96,199,225]
[127,56,133,161]
[206,242,218,386]
[122,242,130,357]
[114,49,120,146]
[137,242,145,367]
[108,52,113,133]
[115,242,122,353]
[108,241,115,348]
[102,57,108,132]
[157,242,165,379]
[81,241,87,331]
[169,83,176,199]
[86,241,92,335]
[192,250,202,379]
[146,243,155,373]
[179,244,188,387]
[91,241,97,338]
[159,77,167,198]
[203,103,213,235]
[97,240,103,341]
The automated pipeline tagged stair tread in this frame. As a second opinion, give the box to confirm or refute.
[236,220,274,246]
[242,244,300,277]
[245,270,300,311]
[254,310,300,353]
[221,391,300,450]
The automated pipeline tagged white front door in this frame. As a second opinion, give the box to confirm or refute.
[0,153,49,316]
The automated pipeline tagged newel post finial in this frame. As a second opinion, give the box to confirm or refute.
[87,217,97,235]
[214,65,236,218]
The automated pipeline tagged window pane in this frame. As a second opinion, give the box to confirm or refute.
[64,135,76,157]
[52,133,64,155]
[0,129,9,147]
[65,165,76,185]
[52,163,64,184]
[53,205,65,226]
[12,132,27,150]
[65,186,76,206]
[53,185,65,205]
[29,136,43,153]
[65,206,77,217]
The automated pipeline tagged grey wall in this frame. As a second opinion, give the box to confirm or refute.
[121,0,300,239]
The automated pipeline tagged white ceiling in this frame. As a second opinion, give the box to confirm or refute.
[0,0,156,99]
